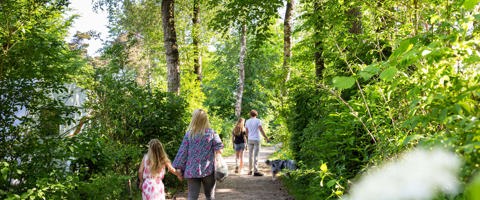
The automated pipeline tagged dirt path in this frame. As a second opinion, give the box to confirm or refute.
[169,145,294,200]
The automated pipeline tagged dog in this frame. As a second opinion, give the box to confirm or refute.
[265,159,296,181]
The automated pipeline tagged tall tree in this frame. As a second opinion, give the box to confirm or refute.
[192,0,202,81]
[162,0,180,94]
[313,1,324,80]
[235,23,247,117]
[283,0,294,83]
[211,0,283,117]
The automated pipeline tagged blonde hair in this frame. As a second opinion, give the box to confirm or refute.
[147,139,169,176]
[187,109,210,138]
[232,118,245,136]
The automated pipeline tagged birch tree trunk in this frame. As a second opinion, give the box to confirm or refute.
[283,0,294,83]
[162,0,180,94]
[192,0,202,81]
[235,23,247,118]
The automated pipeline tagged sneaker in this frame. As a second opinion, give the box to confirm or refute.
[235,166,239,173]
[253,172,264,176]
[248,171,253,175]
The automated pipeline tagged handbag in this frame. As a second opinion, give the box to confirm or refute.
[214,153,228,182]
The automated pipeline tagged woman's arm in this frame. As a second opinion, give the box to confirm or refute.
[172,134,189,172]
[213,131,224,153]
[231,131,235,149]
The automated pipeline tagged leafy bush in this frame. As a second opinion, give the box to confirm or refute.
[283,1,479,199]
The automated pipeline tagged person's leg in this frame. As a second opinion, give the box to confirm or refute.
[253,140,260,173]
[202,174,216,200]
[235,150,240,173]
[239,145,244,172]
[187,178,202,200]
[248,140,255,174]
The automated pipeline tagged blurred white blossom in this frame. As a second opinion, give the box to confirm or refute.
[345,148,462,200]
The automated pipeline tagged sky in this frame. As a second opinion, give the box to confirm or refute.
[67,0,109,56]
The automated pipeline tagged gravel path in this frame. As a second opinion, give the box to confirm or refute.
[169,145,294,200]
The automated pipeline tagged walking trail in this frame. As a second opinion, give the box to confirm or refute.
[169,145,294,200]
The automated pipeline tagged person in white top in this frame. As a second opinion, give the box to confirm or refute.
[245,110,270,176]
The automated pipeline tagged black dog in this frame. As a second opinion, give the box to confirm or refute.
[265,159,296,180]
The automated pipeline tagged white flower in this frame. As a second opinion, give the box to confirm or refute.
[345,147,462,200]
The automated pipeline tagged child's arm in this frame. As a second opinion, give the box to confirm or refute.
[167,162,183,181]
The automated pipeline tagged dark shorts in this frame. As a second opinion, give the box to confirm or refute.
[234,143,246,151]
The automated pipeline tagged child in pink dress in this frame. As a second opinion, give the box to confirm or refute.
[138,139,182,200]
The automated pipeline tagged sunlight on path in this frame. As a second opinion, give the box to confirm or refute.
[169,145,293,200]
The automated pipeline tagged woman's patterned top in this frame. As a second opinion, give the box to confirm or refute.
[172,128,224,178]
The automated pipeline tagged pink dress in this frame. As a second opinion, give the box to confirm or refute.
[142,155,166,200]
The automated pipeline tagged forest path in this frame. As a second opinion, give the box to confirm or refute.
[169,145,294,200]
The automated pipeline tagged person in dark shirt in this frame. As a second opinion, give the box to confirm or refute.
[231,117,247,174]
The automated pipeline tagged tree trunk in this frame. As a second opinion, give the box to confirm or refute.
[348,6,362,34]
[162,0,180,94]
[314,39,324,79]
[313,2,324,80]
[235,23,247,118]
[413,0,418,35]
[192,0,202,81]
[283,0,294,83]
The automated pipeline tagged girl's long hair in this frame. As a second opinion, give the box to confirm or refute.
[187,109,210,138]
[147,139,169,175]
[233,118,245,136]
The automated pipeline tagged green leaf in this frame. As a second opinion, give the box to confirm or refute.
[464,54,480,64]
[379,67,398,81]
[1,168,8,181]
[457,102,473,113]
[332,76,355,89]
[359,64,380,80]
[475,14,480,21]
[358,72,373,81]
[463,0,480,10]
[390,38,414,60]
[327,179,337,188]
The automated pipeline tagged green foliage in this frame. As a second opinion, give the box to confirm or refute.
[285,0,480,199]
[466,173,480,200]
[0,1,87,198]
[283,164,345,200]
[81,57,189,192]
[2,0,479,198]
[204,21,283,121]
[209,0,283,45]
[87,61,188,145]
[73,172,131,199]
[202,39,238,119]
